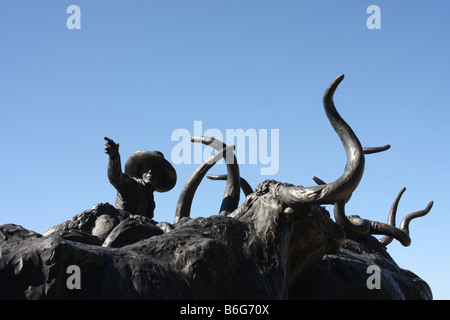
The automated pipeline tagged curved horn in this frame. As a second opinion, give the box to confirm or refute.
[207,174,254,197]
[279,74,365,206]
[363,145,391,154]
[377,195,433,246]
[343,187,433,247]
[191,136,240,216]
[378,187,406,245]
[313,144,390,189]
[334,201,371,236]
[400,201,433,234]
[311,139,432,246]
[174,144,235,223]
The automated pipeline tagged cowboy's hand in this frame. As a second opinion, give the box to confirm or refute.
[104,137,119,159]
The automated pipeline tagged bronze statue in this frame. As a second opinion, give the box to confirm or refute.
[104,137,176,219]
[0,75,434,300]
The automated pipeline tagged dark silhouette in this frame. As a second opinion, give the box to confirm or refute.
[104,137,176,219]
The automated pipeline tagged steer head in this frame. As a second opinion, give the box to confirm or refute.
[174,74,432,251]
[167,74,433,297]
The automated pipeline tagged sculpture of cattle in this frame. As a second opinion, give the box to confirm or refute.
[0,75,432,299]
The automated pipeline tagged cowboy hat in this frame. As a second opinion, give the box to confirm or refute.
[124,151,176,192]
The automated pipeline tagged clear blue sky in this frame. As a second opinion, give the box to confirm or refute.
[1,1,449,299]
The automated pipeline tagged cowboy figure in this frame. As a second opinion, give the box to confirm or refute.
[104,137,177,219]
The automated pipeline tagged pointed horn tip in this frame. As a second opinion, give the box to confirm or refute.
[312,176,326,185]
[334,74,345,84]
[324,74,345,97]
[191,136,214,144]
[380,144,391,151]
[206,174,222,180]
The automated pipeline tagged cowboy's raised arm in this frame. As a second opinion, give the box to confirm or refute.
[104,137,132,190]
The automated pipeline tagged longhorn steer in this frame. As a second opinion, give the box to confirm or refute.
[0,75,432,299]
